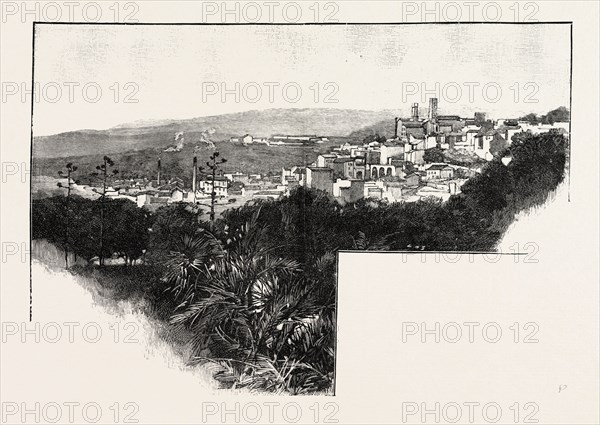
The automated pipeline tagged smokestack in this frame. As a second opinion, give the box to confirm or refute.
[428,98,438,121]
[394,117,400,138]
[192,156,197,197]
[411,103,419,122]
[157,158,161,187]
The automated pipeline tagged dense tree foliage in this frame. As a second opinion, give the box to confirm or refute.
[33,196,151,265]
[363,133,387,144]
[423,147,445,163]
[518,106,570,125]
[32,132,567,393]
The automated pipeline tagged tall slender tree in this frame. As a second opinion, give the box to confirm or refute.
[57,163,77,268]
[92,156,118,266]
[199,151,227,223]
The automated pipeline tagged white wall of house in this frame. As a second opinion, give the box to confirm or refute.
[333,179,352,197]
[474,136,492,159]
[380,145,405,164]
[405,149,425,165]
[198,180,228,197]
[136,193,149,208]
[170,189,184,202]
[461,132,478,150]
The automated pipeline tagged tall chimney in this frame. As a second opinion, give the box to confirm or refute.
[428,97,438,121]
[394,117,400,138]
[411,103,419,122]
[157,158,161,187]
[192,156,197,197]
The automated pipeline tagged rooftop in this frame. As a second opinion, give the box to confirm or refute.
[333,157,355,163]
[308,167,334,172]
[404,121,425,128]
[427,164,452,171]
[437,115,462,121]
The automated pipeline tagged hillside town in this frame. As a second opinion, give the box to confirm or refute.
[62,99,569,212]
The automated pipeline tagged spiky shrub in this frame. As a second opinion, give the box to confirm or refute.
[169,209,336,394]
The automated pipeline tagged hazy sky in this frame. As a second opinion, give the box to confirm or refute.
[34,23,571,136]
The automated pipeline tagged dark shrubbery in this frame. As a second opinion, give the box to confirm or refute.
[33,196,152,265]
[32,132,567,393]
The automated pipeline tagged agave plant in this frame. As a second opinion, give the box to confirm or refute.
[351,230,392,251]
[171,217,299,352]
[170,209,336,393]
[162,231,223,302]
[185,287,335,394]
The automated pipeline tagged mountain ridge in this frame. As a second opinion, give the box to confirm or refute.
[34,108,399,158]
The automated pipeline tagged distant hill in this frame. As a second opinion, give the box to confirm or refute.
[347,119,406,141]
[33,108,399,159]
[33,137,353,181]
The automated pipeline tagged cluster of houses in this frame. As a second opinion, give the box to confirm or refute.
[278,157,462,204]
[78,99,568,210]
[89,172,295,210]
[389,98,569,164]
[273,98,570,204]
[102,176,232,209]
[229,134,329,146]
